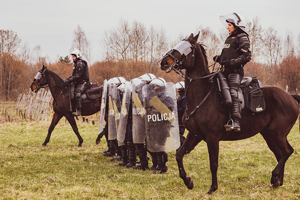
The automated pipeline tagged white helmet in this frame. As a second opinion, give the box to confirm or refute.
[110,77,126,86]
[220,12,247,34]
[117,83,125,91]
[150,77,166,88]
[70,48,81,58]
[175,81,185,90]
[138,73,156,83]
[131,78,144,90]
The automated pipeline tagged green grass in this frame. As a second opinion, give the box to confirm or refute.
[0,120,300,199]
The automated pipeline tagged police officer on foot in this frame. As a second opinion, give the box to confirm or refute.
[175,81,186,147]
[213,13,251,132]
[64,48,90,116]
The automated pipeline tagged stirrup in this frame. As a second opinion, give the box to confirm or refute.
[224,119,234,131]
[72,109,81,116]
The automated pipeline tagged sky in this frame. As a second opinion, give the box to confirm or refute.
[1,0,300,63]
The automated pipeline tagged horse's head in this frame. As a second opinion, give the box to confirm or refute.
[30,65,48,93]
[160,33,199,73]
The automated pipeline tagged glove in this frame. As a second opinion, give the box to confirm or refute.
[221,60,231,66]
[213,55,220,62]
[64,78,70,86]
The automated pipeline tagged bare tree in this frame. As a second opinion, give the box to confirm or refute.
[72,25,90,62]
[130,20,148,62]
[102,19,132,61]
[247,17,264,62]
[262,27,282,67]
[283,32,295,58]
[197,26,222,63]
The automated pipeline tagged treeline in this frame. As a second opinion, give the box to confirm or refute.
[1,18,300,101]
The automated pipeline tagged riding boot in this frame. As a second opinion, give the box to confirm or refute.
[149,151,158,170]
[224,99,242,132]
[116,145,128,166]
[126,142,136,168]
[72,97,82,116]
[133,144,149,170]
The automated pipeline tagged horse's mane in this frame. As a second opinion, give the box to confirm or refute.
[46,69,64,84]
[196,43,208,66]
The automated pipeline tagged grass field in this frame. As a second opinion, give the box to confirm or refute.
[0,119,300,199]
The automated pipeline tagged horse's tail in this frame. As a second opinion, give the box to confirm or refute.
[291,94,300,104]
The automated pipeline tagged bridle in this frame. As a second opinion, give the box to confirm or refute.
[162,39,219,120]
[30,67,48,92]
[161,39,196,73]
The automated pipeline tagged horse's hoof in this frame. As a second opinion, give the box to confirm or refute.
[96,140,100,145]
[272,180,281,187]
[207,186,218,194]
[42,143,47,146]
[78,145,82,147]
[185,177,194,190]
[271,175,279,186]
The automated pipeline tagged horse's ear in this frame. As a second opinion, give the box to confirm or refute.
[190,32,200,44]
[43,65,47,69]
[188,33,194,40]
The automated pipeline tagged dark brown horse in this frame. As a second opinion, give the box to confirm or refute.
[30,65,102,147]
[160,33,299,194]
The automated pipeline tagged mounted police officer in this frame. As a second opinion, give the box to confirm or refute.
[64,48,90,116]
[213,13,251,132]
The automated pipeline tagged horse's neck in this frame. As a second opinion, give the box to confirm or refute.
[46,71,64,100]
[185,58,212,107]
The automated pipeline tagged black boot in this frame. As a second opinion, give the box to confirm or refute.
[133,144,149,170]
[103,140,116,157]
[126,142,136,168]
[154,152,168,174]
[161,152,168,173]
[149,151,158,170]
[225,99,241,132]
[116,145,128,166]
[110,141,122,161]
[72,97,82,116]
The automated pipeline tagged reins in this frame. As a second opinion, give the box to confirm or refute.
[170,49,220,121]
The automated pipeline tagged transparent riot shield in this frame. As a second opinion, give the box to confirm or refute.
[117,81,132,145]
[143,82,180,152]
[112,85,121,138]
[131,79,147,144]
[98,79,107,133]
[108,83,117,141]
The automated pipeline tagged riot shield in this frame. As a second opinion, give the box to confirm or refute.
[131,79,147,144]
[117,81,132,145]
[98,79,107,133]
[108,83,117,141]
[143,82,180,152]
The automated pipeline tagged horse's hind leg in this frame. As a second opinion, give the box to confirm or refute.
[176,132,201,190]
[43,112,63,146]
[65,114,84,147]
[261,130,294,187]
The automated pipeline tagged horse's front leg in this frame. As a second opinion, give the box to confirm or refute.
[176,132,201,189]
[65,114,83,147]
[43,112,63,146]
[206,134,220,194]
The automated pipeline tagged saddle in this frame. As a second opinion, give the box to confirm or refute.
[69,83,102,103]
[214,72,266,116]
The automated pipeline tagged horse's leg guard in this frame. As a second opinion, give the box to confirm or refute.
[176,132,201,190]
[206,135,220,194]
[65,114,84,147]
[43,112,63,146]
